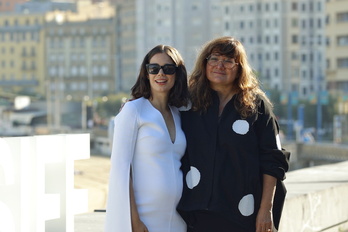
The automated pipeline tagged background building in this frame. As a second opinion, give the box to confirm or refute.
[0,0,27,12]
[0,13,46,96]
[326,0,348,114]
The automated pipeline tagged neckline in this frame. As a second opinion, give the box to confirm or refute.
[146,99,176,144]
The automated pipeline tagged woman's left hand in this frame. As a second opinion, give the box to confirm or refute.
[255,207,273,232]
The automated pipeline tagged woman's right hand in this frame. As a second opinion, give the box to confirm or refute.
[132,219,149,232]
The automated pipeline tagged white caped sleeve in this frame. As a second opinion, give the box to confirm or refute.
[105,102,138,232]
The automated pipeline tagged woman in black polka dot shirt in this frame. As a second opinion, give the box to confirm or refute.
[177,37,290,232]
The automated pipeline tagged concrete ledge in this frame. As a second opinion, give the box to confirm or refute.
[279,161,348,232]
[75,161,348,231]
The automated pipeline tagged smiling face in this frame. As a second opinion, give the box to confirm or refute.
[206,53,239,91]
[148,52,176,96]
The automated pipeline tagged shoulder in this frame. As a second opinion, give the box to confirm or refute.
[178,100,192,112]
[119,97,147,116]
[255,94,273,113]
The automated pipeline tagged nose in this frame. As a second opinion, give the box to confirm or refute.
[216,60,225,68]
[158,68,165,75]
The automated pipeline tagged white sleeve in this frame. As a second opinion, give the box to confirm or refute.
[104,102,138,232]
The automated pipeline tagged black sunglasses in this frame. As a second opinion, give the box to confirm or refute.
[146,63,177,75]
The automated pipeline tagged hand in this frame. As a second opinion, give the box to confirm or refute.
[255,207,273,232]
[132,219,149,232]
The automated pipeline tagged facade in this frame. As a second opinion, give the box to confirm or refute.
[326,0,348,96]
[135,0,222,73]
[44,1,116,102]
[0,13,46,96]
[113,0,224,92]
[222,0,285,91]
[115,0,137,92]
[221,0,326,100]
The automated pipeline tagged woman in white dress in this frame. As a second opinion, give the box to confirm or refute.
[104,45,189,232]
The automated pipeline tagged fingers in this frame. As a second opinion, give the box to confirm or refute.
[256,221,273,232]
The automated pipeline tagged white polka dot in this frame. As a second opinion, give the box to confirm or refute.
[232,120,249,135]
[186,166,201,189]
[238,194,254,216]
[276,134,282,150]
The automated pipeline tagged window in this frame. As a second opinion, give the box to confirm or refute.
[338,58,348,68]
[302,19,306,29]
[302,54,308,62]
[292,18,298,27]
[337,12,348,22]
[317,2,322,11]
[292,2,297,11]
[338,35,348,46]
[318,18,322,28]
[240,21,244,29]
[225,22,229,30]
[292,35,298,44]
[291,52,297,60]
[302,3,306,12]
[274,52,278,60]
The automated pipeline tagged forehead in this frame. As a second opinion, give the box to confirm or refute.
[210,53,234,59]
[149,52,174,65]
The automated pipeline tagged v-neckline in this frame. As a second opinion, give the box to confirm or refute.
[146,99,176,144]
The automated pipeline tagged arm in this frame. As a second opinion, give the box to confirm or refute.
[255,98,290,231]
[105,102,141,232]
[256,174,277,232]
[129,170,148,232]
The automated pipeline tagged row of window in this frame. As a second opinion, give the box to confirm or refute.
[49,81,110,91]
[0,18,40,27]
[1,60,36,69]
[224,1,322,14]
[48,37,108,48]
[0,31,39,42]
[48,27,109,36]
[48,66,109,77]
[1,46,36,55]
[1,74,36,81]
[48,53,110,62]
[238,34,325,47]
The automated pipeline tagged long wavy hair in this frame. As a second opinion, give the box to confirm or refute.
[189,36,272,118]
[131,45,189,107]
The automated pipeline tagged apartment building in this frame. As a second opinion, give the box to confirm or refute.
[135,0,222,73]
[114,0,137,92]
[221,0,326,100]
[326,0,348,92]
[45,2,117,102]
[0,13,46,96]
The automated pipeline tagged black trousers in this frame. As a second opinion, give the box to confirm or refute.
[184,210,250,232]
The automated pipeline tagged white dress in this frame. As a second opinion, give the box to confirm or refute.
[104,97,187,232]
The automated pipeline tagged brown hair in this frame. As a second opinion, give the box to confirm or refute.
[131,45,189,107]
[189,36,272,118]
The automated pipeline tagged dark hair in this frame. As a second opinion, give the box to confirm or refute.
[189,36,271,117]
[131,45,189,107]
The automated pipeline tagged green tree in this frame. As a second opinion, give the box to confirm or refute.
[94,92,130,124]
